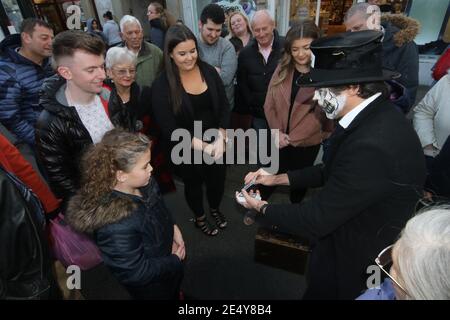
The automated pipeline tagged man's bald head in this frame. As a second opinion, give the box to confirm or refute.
[251,10,275,48]
[251,9,274,28]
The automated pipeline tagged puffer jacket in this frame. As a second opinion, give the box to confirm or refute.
[381,14,420,109]
[0,34,54,145]
[35,75,133,206]
[66,178,182,299]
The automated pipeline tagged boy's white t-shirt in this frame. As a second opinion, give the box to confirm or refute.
[70,95,114,144]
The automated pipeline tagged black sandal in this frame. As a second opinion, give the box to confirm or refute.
[194,215,219,236]
[210,209,227,229]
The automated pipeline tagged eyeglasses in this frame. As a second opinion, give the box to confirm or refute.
[112,68,136,77]
[375,245,409,296]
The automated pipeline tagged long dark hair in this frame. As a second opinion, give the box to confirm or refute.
[272,20,320,87]
[164,24,204,114]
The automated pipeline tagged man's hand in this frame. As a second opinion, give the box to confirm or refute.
[235,190,268,211]
[244,168,278,186]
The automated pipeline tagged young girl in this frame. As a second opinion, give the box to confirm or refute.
[66,129,185,299]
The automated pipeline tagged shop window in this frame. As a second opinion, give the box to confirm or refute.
[407,0,450,45]
[289,0,353,35]
[1,0,24,33]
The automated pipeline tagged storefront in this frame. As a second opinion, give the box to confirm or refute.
[178,0,360,37]
[176,0,424,37]
[0,0,103,38]
[0,0,35,38]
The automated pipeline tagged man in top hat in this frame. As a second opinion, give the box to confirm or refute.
[237,30,426,299]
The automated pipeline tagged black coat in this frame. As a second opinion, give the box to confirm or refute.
[149,18,166,51]
[235,30,284,118]
[382,21,419,107]
[0,168,58,299]
[66,178,182,299]
[35,76,134,205]
[104,80,152,133]
[263,97,426,299]
[151,61,230,179]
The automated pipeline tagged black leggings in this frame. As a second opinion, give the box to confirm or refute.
[182,163,226,217]
[260,144,321,203]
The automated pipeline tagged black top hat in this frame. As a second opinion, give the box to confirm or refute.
[303,30,400,87]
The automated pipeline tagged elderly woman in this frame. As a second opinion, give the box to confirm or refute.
[227,11,252,54]
[358,206,450,300]
[104,47,175,193]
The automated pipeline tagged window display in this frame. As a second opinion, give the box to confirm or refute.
[290,0,353,34]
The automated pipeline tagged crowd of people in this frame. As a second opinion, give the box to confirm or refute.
[0,1,449,300]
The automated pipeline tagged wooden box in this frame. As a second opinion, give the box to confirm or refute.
[254,227,311,275]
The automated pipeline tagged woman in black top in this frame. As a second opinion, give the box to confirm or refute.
[152,25,230,236]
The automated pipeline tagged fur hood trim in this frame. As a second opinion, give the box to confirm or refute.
[65,192,137,234]
[382,14,420,47]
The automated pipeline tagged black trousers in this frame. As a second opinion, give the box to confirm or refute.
[182,163,226,217]
[260,144,321,203]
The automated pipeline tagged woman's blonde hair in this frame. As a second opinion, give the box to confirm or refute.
[271,20,320,87]
[227,11,252,38]
[78,129,151,202]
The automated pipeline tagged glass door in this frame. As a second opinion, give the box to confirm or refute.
[1,0,24,33]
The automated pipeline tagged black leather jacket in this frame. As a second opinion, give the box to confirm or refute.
[35,76,134,206]
[0,169,57,299]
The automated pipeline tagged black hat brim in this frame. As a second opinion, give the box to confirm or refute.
[302,69,400,87]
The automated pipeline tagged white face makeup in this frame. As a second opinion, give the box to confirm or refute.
[313,88,348,119]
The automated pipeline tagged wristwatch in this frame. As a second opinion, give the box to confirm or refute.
[259,203,269,215]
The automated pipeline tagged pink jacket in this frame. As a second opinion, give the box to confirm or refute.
[264,65,332,147]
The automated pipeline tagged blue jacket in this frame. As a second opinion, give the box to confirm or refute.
[0,34,54,146]
[66,178,183,297]
[356,278,396,300]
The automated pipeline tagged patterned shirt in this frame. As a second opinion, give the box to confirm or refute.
[71,95,114,144]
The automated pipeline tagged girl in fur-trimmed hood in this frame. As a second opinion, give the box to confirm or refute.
[66,129,185,299]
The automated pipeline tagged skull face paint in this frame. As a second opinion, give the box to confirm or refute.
[313,88,347,119]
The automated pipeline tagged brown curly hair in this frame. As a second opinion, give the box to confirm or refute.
[78,129,151,203]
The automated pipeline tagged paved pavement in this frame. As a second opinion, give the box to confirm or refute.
[163,164,307,300]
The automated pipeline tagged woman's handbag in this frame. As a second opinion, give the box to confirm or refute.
[48,214,103,270]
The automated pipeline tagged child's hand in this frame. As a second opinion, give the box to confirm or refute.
[172,242,185,261]
[173,225,186,260]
